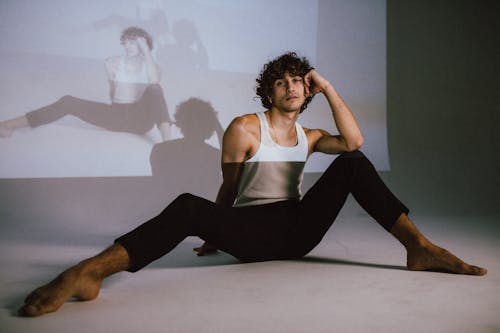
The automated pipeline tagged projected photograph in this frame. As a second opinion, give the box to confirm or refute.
[0,0,387,178]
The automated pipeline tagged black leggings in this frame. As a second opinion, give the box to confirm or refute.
[26,84,170,134]
[116,150,409,272]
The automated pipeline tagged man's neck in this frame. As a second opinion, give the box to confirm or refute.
[266,108,300,146]
[267,107,299,131]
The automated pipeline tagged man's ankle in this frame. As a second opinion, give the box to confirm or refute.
[390,214,429,250]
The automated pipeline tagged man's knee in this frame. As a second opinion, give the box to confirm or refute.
[57,95,78,109]
[168,193,209,217]
[326,150,376,177]
[170,192,199,209]
[337,150,374,166]
[144,84,163,97]
[337,149,365,160]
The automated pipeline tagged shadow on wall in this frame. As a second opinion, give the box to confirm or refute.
[0,98,224,245]
[93,10,208,73]
[157,19,208,72]
[150,98,223,203]
[93,8,170,44]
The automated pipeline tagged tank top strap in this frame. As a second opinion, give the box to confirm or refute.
[295,119,307,150]
[256,111,307,148]
[256,112,274,145]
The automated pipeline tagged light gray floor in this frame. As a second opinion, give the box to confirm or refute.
[1,207,499,333]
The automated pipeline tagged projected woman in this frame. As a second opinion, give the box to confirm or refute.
[0,27,171,141]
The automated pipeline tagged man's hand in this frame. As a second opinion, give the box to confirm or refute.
[193,242,218,256]
[136,37,150,55]
[304,69,331,97]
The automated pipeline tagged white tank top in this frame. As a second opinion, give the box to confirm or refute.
[233,112,309,207]
[114,56,150,84]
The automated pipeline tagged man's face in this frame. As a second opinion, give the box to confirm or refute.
[122,38,141,57]
[270,72,306,112]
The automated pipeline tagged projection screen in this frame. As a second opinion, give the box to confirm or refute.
[0,0,388,178]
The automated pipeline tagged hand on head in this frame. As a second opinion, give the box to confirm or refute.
[304,70,330,97]
[136,37,149,54]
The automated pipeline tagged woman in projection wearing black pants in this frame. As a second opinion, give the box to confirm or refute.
[0,27,171,140]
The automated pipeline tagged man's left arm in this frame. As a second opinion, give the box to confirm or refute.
[304,70,364,154]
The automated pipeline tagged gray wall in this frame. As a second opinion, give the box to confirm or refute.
[385,0,499,215]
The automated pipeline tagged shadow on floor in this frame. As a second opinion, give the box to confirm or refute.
[294,255,407,271]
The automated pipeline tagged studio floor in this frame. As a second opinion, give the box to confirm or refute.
[1,211,499,333]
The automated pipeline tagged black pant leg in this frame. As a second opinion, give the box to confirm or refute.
[291,151,409,255]
[115,193,296,272]
[138,84,171,125]
[26,96,113,128]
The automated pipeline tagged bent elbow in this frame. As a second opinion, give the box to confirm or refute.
[346,135,364,152]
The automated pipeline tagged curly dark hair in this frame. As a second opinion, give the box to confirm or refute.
[120,26,154,50]
[256,52,314,113]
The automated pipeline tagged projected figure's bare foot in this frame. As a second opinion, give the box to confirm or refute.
[0,122,14,138]
[391,214,487,276]
[407,242,487,275]
[18,244,129,317]
[0,116,29,138]
[18,263,103,317]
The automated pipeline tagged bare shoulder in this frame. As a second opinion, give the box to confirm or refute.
[222,113,260,162]
[228,113,259,137]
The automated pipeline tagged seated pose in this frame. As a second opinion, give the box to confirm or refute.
[0,27,171,141]
[18,52,486,317]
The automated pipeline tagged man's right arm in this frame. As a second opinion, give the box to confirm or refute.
[193,115,255,256]
[215,115,255,205]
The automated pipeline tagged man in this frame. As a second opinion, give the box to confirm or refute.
[18,52,486,317]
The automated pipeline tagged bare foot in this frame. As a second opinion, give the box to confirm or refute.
[0,122,14,138]
[0,116,29,138]
[18,262,103,317]
[407,242,487,275]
